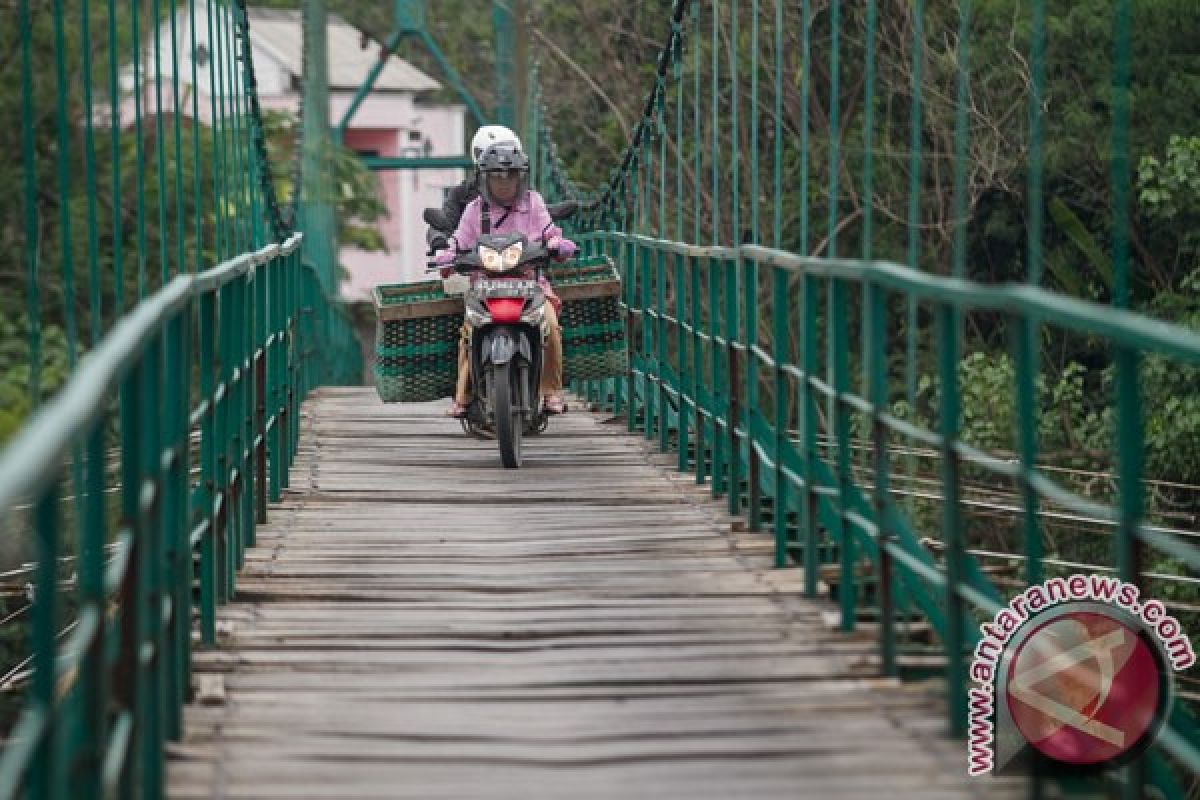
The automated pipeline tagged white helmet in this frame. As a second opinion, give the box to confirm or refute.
[471,125,522,164]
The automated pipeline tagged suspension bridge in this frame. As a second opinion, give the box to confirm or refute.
[2,0,1198,798]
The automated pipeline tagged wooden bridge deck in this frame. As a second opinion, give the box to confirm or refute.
[167,388,1023,799]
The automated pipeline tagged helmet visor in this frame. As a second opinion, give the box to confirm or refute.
[484,170,525,205]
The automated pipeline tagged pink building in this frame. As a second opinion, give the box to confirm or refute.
[119,5,467,298]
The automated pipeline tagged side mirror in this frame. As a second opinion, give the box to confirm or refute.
[423,208,452,231]
[548,200,579,221]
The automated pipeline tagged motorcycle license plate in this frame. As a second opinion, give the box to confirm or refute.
[476,279,540,298]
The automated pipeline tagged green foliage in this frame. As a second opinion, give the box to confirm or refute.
[1139,136,1200,222]
[0,316,76,446]
[1140,268,1200,481]
[903,352,1111,462]
[1138,135,1200,281]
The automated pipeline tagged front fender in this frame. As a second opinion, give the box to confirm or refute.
[482,328,533,366]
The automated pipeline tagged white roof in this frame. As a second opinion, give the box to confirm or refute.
[247,8,441,93]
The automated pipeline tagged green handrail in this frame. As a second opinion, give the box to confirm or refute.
[5,0,363,793]
[0,235,323,798]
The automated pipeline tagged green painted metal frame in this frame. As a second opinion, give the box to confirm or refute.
[337,1,485,139]
[529,2,1200,791]
[361,156,477,171]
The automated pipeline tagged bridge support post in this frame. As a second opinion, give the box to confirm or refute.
[493,0,528,128]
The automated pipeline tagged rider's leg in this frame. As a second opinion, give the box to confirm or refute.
[539,303,565,412]
[449,321,471,415]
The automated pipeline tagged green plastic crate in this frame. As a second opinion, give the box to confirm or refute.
[371,257,627,402]
[546,256,628,383]
[372,280,462,403]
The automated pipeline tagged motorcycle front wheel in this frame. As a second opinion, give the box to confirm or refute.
[493,361,522,468]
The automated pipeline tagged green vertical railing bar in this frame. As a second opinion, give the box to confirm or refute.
[169,0,187,279]
[132,0,148,298]
[866,281,895,675]
[799,0,817,599]
[745,255,761,532]
[152,0,169,284]
[1109,25,1144,792]
[729,0,740,244]
[676,252,689,471]
[656,249,668,453]
[658,78,667,238]
[690,257,705,484]
[772,264,788,567]
[1111,0,1133,310]
[214,0,236,253]
[860,0,877,262]
[675,27,684,243]
[78,423,107,800]
[692,3,701,244]
[905,0,924,433]
[207,0,226,260]
[939,302,966,737]
[826,0,840,255]
[1017,0,1046,586]
[772,0,781,249]
[724,257,739,516]
[189,0,203,271]
[52,0,78,372]
[950,2,971,282]
[706,252,719,491]
[859,0,878,413]
[81,0,102,344]
[31,488,60,800]
[749,0,759,244]
[107,0,125,315]
[800,267,818,599]
[711,0,719,244]
[19,0,41,404]
[799,0,810,254]
[943,0,973,737]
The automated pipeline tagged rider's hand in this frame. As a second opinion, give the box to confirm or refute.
[433,249,456,278]
[546,237,578,261]
[546,290,563,316]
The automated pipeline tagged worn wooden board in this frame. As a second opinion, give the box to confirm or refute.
[167,388,1025,800]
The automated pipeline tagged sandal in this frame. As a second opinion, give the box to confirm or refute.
[543,395,567,415]
[446,401,468,418]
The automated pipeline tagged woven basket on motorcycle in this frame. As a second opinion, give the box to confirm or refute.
[544,255,628,382]
[371,280,463,403]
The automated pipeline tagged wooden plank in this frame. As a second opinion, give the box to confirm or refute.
[167,388,1025,799]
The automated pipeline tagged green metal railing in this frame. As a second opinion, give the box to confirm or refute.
[530,0,1200,795]
[0,236,325,798]
[3,0,360,794]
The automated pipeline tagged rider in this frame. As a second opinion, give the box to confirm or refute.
[436,142,577,418]
[425,125,523,253]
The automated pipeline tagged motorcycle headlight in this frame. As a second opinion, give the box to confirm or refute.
[502,242,524,268]
[479,246,503,272]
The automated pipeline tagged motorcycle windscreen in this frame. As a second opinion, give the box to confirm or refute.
[485,297,525,324]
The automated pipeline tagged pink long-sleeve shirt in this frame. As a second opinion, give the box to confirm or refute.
[447,190,566,295]
[449,190,563,255]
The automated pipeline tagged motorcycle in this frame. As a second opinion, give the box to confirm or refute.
[430,232,564,468]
